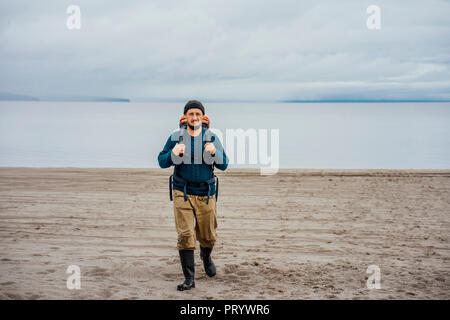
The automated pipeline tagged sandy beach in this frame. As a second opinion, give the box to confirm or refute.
[0,167,449,300]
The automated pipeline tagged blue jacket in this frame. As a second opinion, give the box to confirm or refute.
[158,127,228,196]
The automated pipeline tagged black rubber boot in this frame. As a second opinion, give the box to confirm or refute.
[200,246,216,277]
[177,250,195,291]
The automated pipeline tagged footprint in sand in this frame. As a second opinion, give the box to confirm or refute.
[5,293,23,299]
[85,267,110,277]
[161,273,177,280]
[228,275,238,281]
[26,293,41,300]
[224,264,238,274]
[100,289,114,299]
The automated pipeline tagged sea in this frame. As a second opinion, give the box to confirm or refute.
[1,101,449,169]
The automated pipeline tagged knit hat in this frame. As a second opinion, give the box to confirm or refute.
[184,100,205,115]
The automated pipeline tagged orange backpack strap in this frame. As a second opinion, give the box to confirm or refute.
[179,114,187,128]
[202,115,210,128]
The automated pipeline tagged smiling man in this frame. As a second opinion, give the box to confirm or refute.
[158,100,228,291]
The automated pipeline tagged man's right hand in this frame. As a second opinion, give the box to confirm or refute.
[172,143,185,157]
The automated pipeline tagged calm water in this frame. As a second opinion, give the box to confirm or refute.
[0,101,449,169]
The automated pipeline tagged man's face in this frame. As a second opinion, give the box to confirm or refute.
[185,108,203,128]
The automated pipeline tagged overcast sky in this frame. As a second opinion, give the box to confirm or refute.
[1,0,449,101]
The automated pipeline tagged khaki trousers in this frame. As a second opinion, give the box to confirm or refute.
[173,189,218,250]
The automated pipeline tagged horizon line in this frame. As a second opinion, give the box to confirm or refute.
[2,97,450,103]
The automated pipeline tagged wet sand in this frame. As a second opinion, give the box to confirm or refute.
[0,167,449,299]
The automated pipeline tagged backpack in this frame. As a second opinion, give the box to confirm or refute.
[169,114,219,204]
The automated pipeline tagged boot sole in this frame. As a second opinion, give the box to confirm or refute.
[177,283,195,291]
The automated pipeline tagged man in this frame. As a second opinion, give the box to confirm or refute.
[158,100,228,291]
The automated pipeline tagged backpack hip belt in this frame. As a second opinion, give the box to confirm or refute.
[169,173,219,205]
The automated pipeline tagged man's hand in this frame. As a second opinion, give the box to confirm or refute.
[204,142,216,155]
[172,143,185,156]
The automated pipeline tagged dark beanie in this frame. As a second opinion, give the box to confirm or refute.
[184,100,205,115]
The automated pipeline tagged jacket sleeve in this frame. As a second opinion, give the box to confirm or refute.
[212,135,229,171]
[158,134,176,168]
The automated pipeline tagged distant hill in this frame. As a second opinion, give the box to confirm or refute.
[0,92,130,102]
[280,99,450,103]
[0,92,39,101]
[43,96,130,102]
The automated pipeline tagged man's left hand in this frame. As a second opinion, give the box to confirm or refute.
[204,142,216,155]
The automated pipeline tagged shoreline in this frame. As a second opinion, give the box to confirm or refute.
[1,167,450,176]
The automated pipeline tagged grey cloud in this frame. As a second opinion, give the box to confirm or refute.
[0,0,449,100]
